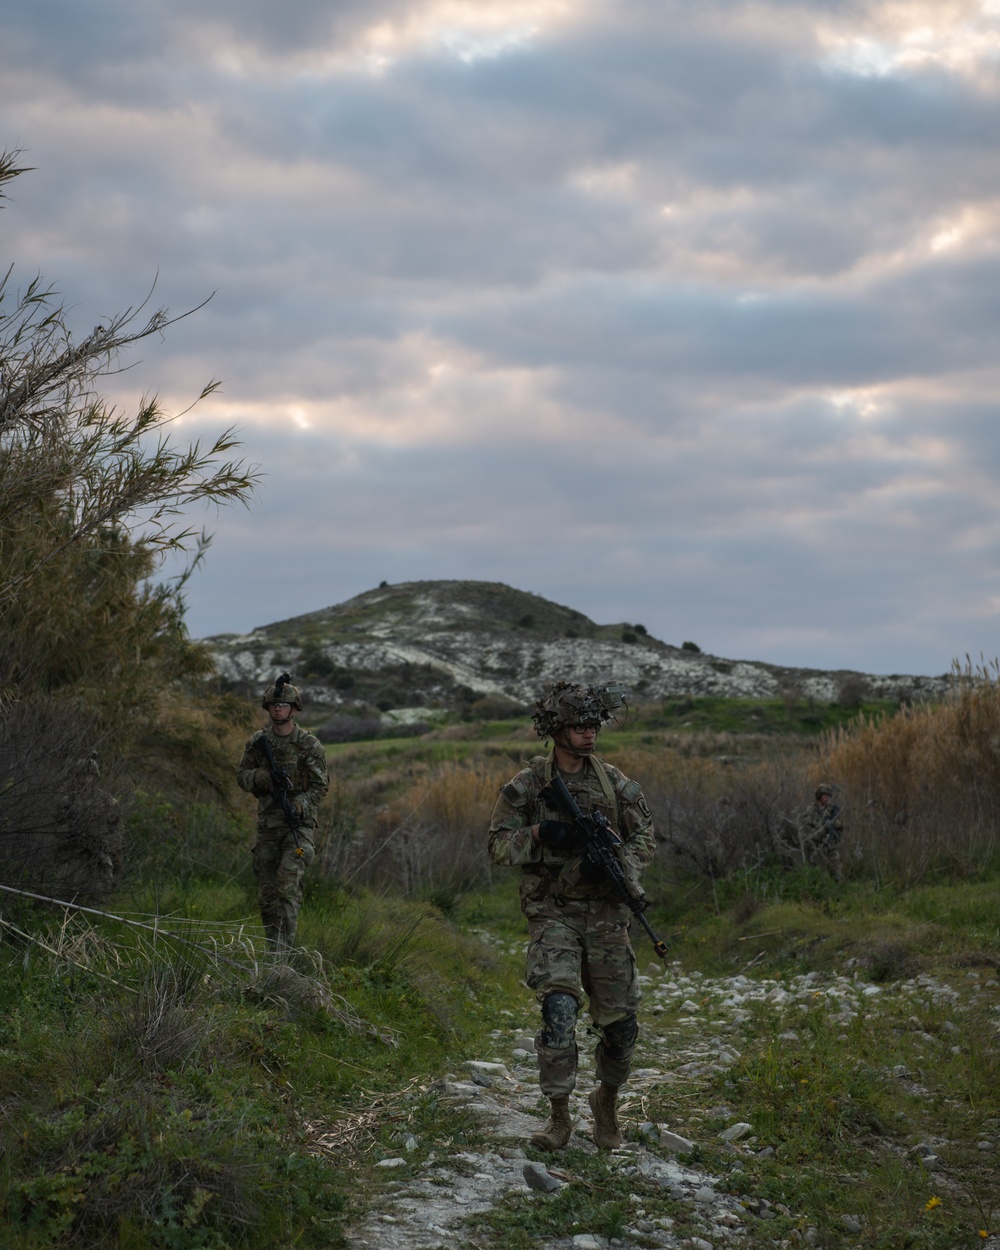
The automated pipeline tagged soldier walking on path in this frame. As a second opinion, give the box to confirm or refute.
[237,674,329,951]
[488,680,655,1152]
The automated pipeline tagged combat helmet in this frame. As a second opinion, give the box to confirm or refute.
[815,782,835,800]
[261,672,303,711]
[531,680,628,740]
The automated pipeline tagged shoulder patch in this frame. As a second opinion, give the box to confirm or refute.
[501,769,538,807]
[501,779,526,805]
[619,777,643,804]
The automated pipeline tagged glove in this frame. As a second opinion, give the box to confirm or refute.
[537,820,582,854]
[252,768,273,796]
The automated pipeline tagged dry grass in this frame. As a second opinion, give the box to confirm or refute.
[311,663,1000,901]
[819,657,1000,880]
[320,761,511,894]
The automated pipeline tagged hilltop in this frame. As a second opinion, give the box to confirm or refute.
[202,580,948,724]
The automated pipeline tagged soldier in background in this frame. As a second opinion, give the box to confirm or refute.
[488,681,655,1152]
[56,751,122,899]
[237,676,329,951]
[787,782,844,879]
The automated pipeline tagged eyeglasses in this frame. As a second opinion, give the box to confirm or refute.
[269,703,292,710]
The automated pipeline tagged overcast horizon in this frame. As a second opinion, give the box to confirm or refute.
[3,1,999,679]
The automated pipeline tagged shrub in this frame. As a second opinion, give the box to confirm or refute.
[836,672,871,708]
[326,763,509,895]
[818,657,1000,879]
[681,640,701,653]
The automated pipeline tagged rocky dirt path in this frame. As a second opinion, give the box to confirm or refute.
[344,951,1000,1250]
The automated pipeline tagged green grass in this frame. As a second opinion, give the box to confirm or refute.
[463,869,1000,1250]
[0,859,520,1250]
[313,696,899,751]
[6,756,1000,1249]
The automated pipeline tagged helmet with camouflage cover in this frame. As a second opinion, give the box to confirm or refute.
[261,672,303,711]
[531,680,627,739]
[815,782,835,800]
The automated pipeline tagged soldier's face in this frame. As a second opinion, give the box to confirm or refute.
[267,701,293,724]
[564,723,599,754]
[818,793,830,806]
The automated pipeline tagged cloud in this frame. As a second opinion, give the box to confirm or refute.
[3,0,999,677]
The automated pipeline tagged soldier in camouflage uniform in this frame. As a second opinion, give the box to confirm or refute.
[488,681,655,1151]
[785,782,843,879]
[53,751,122,899]
[237,676,329,951]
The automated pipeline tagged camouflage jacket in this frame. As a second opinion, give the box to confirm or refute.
[797,801,843,849]
[488,753,655,902]
[237,725,330,830]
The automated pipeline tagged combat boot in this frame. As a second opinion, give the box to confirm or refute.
[529,1095,573,1150]
[588,1084,622,1150]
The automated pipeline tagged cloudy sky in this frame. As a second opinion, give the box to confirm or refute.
[3,0,999,677]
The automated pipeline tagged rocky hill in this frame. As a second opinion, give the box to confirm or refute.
[202,580,949,727]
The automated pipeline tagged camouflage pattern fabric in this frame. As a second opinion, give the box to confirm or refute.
[488,753,655,899]
[525,896,640,1095]
[48,782,122,900]
[252,828,316,947]
[237,724,329,946]
[488,751,654,1096]
[779,798,844,879]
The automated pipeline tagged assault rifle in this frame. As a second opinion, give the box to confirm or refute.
[817,804,841,849]
[539,773,669,963]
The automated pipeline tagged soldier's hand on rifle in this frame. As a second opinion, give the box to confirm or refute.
[252,768,273,796]
[536,820,584,854]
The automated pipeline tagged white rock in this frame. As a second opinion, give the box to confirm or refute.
[376,1157,407,1168]
[467,1060,511,1078]
[719,1122,752,1142]
[523,1161,562,1193]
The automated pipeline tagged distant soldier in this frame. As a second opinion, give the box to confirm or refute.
[55,751,122,898]
[488,680,655,1152]
[786,783,843,879]
[237,674,329,950]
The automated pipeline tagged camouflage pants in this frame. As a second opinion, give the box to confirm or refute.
[523,893,639,1098]
[252,825,316,949]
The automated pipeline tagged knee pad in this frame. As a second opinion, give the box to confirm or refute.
[541,992,579,1049]
[602,1013,638,1060]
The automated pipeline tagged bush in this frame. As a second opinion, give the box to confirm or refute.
[819,657,1000,879]
[681,640,701,653]
[836,672,871,708]
[0,699,122,904]
[324,763,509,895]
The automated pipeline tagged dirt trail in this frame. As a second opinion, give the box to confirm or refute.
[342,958,851,1250]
